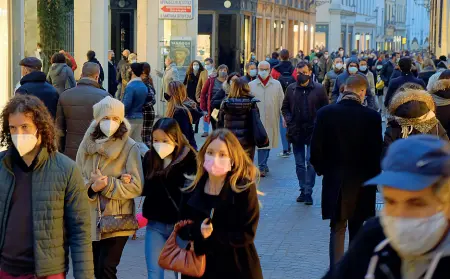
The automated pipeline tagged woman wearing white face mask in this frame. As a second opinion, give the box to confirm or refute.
[323,135,450,279]
[76,96,144,279]
[141,118,197,279]
[179,129,263,279]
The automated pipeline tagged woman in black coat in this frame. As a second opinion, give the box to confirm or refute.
[180,129,263,279]
[384,88,448,154]
[166,81,202,150]
[429,70,450,136]
[142,118,197,279]
[210,72,241,111]
[184,60,205,133]
[217,78,259,159]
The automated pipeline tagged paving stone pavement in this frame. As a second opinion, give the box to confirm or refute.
[69,130,384,279]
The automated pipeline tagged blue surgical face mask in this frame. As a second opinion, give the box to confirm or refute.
[348,66,358,74]
[360,66,368,71]
[249,69,257,77]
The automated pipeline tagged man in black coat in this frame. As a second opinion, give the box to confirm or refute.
[384,57,426,107]
[282,61,329,205]
[16,57,59,119]
[310,74,382,269]
[323,135,450,279]
[86,50,105,86]
[107,50,118,96]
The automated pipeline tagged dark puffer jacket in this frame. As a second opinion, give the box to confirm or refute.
[16,71,59,119]
[0,148,93,278]
[217,97,257,150]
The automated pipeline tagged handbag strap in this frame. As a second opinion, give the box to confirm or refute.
[163,185,180,212]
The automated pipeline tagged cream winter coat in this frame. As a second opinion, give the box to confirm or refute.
[249,77,284,149]
[76,119,144,241]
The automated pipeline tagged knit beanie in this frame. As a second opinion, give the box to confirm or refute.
[93,96,125,123]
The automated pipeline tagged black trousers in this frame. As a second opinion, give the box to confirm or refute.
[210,118,217,130]
[93,236,128,279]
[329,218,365,268]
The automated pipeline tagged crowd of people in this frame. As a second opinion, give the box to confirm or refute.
[3,43,450,279]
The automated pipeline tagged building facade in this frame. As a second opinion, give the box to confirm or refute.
[406,0,430,51]
[429,0,449,56]
[384,0,407,51]
[255,0,316,60]
[316,0,378,55]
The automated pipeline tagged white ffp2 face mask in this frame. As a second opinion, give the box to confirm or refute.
[12,132,38,157]
[153,142,175,159]
[381,211,449,257]
[100,120,120,137]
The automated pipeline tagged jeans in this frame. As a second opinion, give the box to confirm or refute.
[202,116,209,133]
[145,221,177,279]
[329,218,365,269]
[292,144,316,195]
[280,116,289,152]
[257,149,270,171]
[92,236,128,279]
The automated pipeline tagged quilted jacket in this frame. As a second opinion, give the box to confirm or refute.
[0,148,93,278]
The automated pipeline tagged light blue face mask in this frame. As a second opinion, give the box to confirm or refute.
[348,66,358,74]
[249,69,258,77]
[359,66,368,71]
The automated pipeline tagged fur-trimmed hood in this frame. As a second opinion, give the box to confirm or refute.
[389,89,435,114]
[429,79,450,96]
[80,118,134,159]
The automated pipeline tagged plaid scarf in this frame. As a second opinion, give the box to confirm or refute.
[142,85,156,148]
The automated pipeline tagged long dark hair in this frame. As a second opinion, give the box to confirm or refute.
[144,118,195,180]
[186,60,204,80]
[141,62,154,88]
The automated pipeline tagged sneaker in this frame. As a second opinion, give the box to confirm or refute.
[265,166,270,173]
[296,193,305,203]
[305,195,313,205]
[260,170,266,177]
[201,132,209,137]
[278,151,290,158]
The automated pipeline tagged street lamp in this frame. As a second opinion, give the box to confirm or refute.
[224,0,231,9]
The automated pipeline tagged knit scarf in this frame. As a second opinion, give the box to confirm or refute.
[394,111,439,138]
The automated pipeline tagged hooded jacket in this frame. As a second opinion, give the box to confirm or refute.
[429,79,450,135]
[76,119,144,241]
[271,61,295,80]
[384,72,426,108]
[16,71,59,119]
[384,90,448,153]
[46,63,76,94]
[322,217,450,279]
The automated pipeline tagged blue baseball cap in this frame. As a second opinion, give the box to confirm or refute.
[365,135,450,191]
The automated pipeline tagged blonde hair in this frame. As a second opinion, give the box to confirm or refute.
[228,78,251,98]
[423,58,436,70]
[166,81,193,124]
[184,129,259,193]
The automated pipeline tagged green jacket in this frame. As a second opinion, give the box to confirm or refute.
[0,147,93,278]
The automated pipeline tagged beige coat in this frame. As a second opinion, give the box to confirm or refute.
[249,77,284,149]
[157,63,180,97]
[76,119,144,241]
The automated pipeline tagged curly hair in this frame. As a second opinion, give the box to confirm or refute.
[0,95,58,153]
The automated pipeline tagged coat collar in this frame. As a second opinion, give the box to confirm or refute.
[255,77,276,88]
[81,119,132,160]
[187,174,234,216]
[77,78,100,88]
[2,146,50,172]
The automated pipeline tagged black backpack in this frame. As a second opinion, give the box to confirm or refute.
[278,69,296,93]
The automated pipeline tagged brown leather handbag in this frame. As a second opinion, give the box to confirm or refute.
[158,220,206,277]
